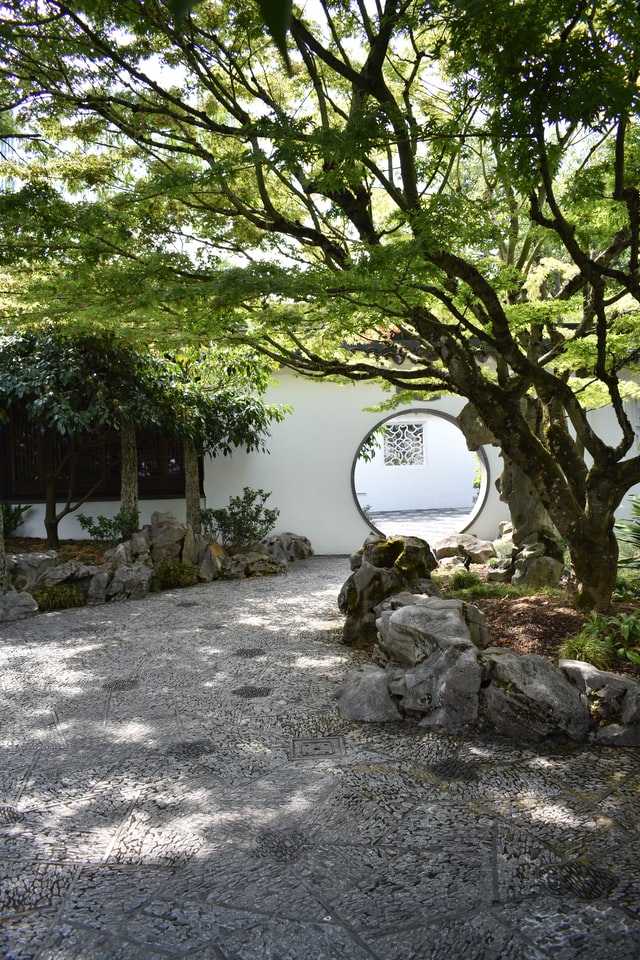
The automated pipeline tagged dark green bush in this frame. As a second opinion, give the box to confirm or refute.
[200,487,279,548]
[77,506,139,541]
[155,560,199,590]
[30,582,86,611]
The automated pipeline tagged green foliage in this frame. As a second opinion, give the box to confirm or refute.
[155,560,199,590]
[1,0,640,605]
[2,503,32,536]
[616,496,640,567]
[450,569,482,591]
[77,507,139,542]
[200,488,279,548]
[30,582,86,611]
[613,569,640,602]
[563,610,640,667]
[557,632,615,671]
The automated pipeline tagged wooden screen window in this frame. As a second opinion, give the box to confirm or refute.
[4,410,189,500]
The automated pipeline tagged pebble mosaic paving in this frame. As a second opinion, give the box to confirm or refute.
[1,555,640,959]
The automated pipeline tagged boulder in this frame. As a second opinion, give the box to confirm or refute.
[149,511,187,563]
[86,567,114,605]
[106,561,154,601]
[338,560,405,644]
[222,548,287,579]
[198,542,225,582]
[36,561,97,589]
[560,659,640,746]
[7,551,57,592]
[262,532,314,564]
[0,587,38,622]
[376,598,488,666]
[336,665,403,722]
[479,649,591,743]
[433,534,496,564]
[338,535,439,645]
[388,645,482,728]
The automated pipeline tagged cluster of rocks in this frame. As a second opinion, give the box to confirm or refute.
[337,534,640,747]
[1,512,313,622]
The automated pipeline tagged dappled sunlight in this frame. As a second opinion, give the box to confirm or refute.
[1,556,640,955]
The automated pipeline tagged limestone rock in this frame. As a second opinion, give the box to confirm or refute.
[223,548,286,579]
[560,659,640,746]
[338,560,405,644]
[149,511,187,563]
[336,665,403,722]
[433,534,496,564]
[388,645,481,729]
[377,598,488,666]
[198,543,225,582]
[0,587,38,622]
[106,561,154,601]
[479,649,591,742]
[7,551,57,592]
[36,561,97,588]
[338,535,438,645]
[130,529,152,560]
[262,532,313,564]
[86,567,114,605]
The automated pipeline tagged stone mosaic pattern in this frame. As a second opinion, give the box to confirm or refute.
[1,556,640,959]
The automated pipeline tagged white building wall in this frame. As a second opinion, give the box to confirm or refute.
[353,412,477,512]
[14,370,512,551]
[202,371,506,554]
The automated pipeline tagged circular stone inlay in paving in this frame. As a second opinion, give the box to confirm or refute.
[168,740,215,760]
[253,829,309,864]
[0,806,25,823]
[102,677,139,692]
[232,685,272,698]
[428,759,479,782]
[233,648,266,659]
[543,861,617,900]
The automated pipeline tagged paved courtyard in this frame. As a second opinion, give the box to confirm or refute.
[1,555,639,959]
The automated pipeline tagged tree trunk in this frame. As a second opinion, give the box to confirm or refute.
[120,419,139,528]
[184,438,201,533]
[564,513,619,610]
[43,433,61,549]
[0,505,6,595]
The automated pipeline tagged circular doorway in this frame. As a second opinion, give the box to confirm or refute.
[352,409,488,544]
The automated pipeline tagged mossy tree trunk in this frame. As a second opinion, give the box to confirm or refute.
[0,505,6,595]
[184,438,201,533]
[120,419,139,528]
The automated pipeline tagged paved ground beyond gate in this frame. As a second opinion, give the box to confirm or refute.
[1,556,639,960]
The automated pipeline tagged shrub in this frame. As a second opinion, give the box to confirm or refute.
[77,506,139,542]
[155,560,199,590]
[616,495,640,568]
[2,502,32,536]
[30,582,86,611]
[557,632,614,671]
[200,487,279,548]
[449,568,482,591]
[560,610,640,667]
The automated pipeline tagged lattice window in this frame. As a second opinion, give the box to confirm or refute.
[383,422,424,466]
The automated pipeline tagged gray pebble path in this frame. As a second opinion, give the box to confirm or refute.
[1,555,639,959]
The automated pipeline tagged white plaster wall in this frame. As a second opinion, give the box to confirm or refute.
[203,371,506,554]
[353,412,477,511]
[15,498,191,541]
[13,371,508,551]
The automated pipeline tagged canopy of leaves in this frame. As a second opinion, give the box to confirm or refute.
[1,1,640,604]
[0,327,285,453]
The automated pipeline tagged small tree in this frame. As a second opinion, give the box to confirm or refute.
[0,329,285,547]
